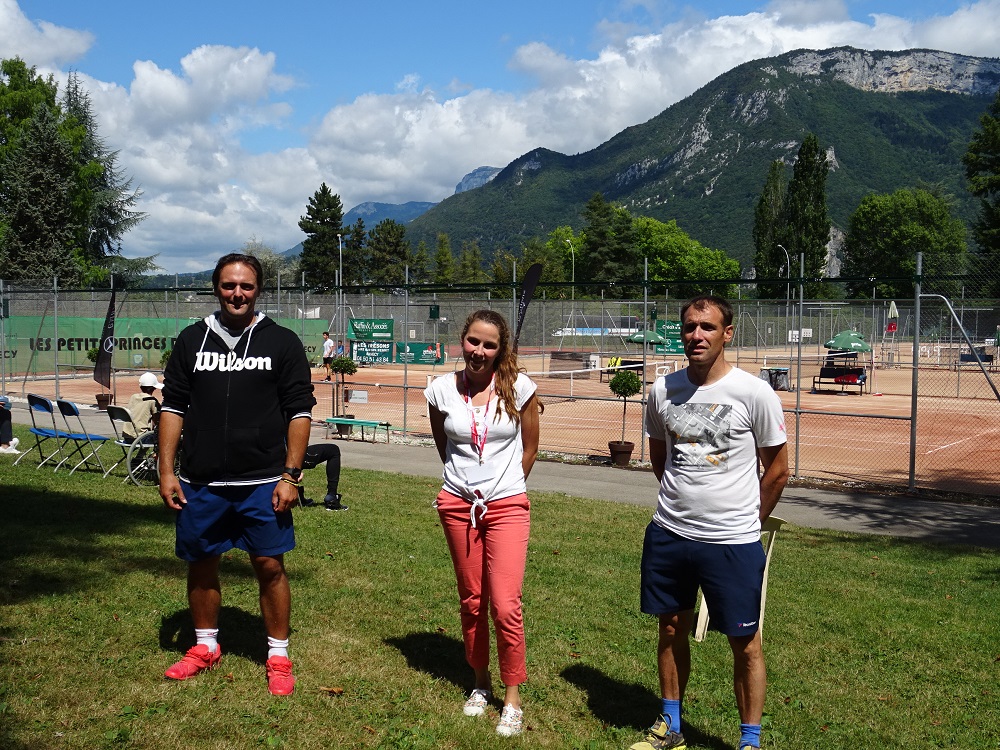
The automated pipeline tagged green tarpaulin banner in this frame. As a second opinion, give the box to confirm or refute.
[395,342,444,364]
[0,315,327,374]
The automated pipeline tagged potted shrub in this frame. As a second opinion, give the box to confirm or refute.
[329,355,358,427]
[608,369,642,466]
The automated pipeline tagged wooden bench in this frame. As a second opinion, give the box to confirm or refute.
[811,366,867,395]
[324,417,391,443]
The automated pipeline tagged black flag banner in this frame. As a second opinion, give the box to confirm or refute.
[94,290,116,389]
[513,263,543,353]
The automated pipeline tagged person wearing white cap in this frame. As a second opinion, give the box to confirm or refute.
[123,372,164,441]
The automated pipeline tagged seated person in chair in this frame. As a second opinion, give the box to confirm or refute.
[297,443,348,511]
[124,372,163,441]
[0,396,19,455]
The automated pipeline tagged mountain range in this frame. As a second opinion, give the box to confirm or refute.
[404,46,1000,269]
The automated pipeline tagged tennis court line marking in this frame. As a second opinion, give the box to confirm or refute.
[924,428,1000,454]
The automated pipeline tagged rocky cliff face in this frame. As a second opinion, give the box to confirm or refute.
[787,48,1000,97]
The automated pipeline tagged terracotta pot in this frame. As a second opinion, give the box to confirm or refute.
[95,393,113,411]
[608,440,635,467]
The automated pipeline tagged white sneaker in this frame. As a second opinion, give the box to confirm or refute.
[0,445,19,454]
[9,437,18,450]
[462,688,491,717]
[496,704,523,737]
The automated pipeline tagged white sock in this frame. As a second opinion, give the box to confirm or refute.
[267,636,289,659]
[195,628,219,653]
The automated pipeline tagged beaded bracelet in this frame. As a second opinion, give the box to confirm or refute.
[279,477,301,488]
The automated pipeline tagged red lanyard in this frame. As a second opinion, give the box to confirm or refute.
[463,371,494,461]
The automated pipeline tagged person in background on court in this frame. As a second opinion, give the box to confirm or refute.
[297,443,348,511]
[336,339,345,356]
[630,295,788,750]
[322,331,334,381]
[0,395,19,454]
[158,253,315,696]
[424,309,542,738]
[123,372,163,441]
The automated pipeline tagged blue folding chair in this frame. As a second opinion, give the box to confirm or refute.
[55,399,110,474]
[13,394,67,469]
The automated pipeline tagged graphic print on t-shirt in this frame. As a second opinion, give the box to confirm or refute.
[666,402,731,470]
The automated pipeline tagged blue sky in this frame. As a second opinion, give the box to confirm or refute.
[3,0,998,273]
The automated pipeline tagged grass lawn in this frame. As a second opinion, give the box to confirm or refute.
[1,426,998,749]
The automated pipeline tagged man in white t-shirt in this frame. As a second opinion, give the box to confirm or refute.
[321,332,335,381]
[631,295,789,750]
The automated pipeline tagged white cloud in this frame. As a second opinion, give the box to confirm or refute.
[2,0,999,272]
[0,0,92,68]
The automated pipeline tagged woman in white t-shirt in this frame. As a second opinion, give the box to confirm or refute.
[424,309,541,738]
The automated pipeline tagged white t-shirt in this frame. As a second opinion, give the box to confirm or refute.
[424,371,537,502]
[644,366,786,544]
[322,338,334,357]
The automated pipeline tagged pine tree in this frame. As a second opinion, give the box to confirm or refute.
[409,241,431,284]
[752,160,787,299]
[457,239,487,283]
[298,183,343,290]
[963,90,1000,296]
[366,219,409,286]
[781,134,830,298]
[0,105,80,281]
[433,233,455,283]
[62,72,146,282]
[343,218,367,286]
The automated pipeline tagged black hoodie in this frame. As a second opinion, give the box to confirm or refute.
[162,313,315,485]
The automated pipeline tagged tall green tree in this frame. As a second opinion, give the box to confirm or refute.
[298,182,343,290]
[457,239,487,283]
[0,105,79,281]
[752,160,787,299]
[62,72,147,282]
[578,193,641,295]
[433,233,455,284]
[841,187,967,300]
[366,218,409,286]
[962,90,1000,296]
[409,240,431,284]
[636,216,739,298]
[343,218,367,286]
[0,58,58,165]
[782,134,830,298]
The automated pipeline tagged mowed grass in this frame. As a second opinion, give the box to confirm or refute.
[1,429,999,749]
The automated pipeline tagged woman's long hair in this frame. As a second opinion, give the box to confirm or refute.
[460,309,524,427]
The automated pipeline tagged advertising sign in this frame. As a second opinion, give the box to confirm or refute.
[655,320,685,354]
[351,340,393,364]
[395,342,444,364]
[349,318,394,340]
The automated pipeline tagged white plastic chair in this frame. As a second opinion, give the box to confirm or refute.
[693,515,786,643]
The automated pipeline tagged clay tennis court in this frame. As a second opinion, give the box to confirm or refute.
[16,346,997,497]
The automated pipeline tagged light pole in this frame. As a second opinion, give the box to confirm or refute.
[776,243,791,322]
[565,239,575,345]
[337,233,343,344]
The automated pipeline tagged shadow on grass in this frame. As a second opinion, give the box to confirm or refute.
[159,605,269,663]
[560,662,729,749]
[384,631,470,690]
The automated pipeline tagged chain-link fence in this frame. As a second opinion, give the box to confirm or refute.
[2,262,997,497]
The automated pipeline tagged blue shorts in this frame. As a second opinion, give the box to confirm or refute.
[640,522,765,636]
[175,481,295,561]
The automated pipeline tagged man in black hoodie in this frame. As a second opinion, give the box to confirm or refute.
[158,253,315,696]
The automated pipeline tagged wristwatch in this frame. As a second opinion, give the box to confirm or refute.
[283,466,302,481]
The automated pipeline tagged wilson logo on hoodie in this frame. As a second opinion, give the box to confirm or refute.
[194,351,272,372]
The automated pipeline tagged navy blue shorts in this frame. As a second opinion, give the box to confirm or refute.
[175,481,295,561]
[640,522,765,636]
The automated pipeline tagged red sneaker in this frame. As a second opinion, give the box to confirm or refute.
[165,644,222,680]
[266,655,296,695]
